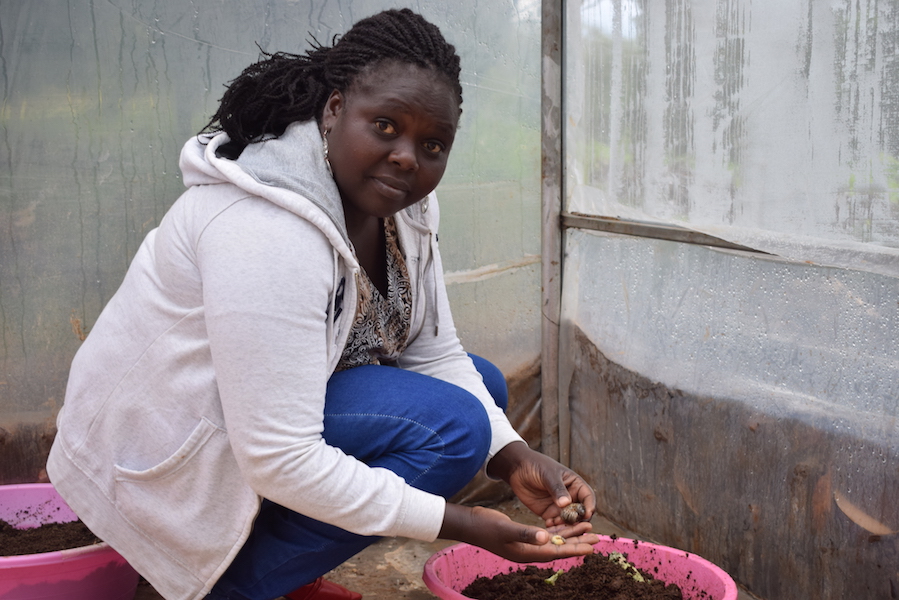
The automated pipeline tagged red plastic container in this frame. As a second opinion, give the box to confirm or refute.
[423,537,738,600]
[0,483,139,600]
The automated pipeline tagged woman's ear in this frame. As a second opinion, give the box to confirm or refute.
[321,90,343,131]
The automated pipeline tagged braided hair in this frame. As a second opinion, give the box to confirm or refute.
[201,8,463,147]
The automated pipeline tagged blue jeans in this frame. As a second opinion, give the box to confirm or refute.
[207,354,507,600]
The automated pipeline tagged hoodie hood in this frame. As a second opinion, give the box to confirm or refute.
[178,119,440,268]
[180,120,351,247]
[236,122,350,245]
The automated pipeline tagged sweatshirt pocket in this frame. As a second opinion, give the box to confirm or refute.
[113,417,256,574]
[114,417,219,482]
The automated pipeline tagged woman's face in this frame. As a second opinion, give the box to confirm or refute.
[321,61,460,231]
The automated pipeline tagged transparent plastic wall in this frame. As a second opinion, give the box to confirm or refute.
[562,1,898,597]
[0,0,541,477]
[563,0,899,469]
[566,0,899,275]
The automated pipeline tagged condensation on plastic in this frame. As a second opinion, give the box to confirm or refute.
[0,0,542,482]
[565,0,899,277]
[561,0,899,486]
[563,229,899,422]
[561,6,899,592]
[560,229,899,599]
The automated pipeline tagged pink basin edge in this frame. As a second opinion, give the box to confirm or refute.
[0,482,139,599]
[423,538,739,600]
[0,482,93,569]
[0,541,118,569]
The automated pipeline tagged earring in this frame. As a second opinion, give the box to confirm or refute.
[322,129,333,176]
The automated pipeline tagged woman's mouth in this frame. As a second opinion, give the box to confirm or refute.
[371,175,411,201]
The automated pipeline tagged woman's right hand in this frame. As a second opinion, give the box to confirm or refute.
[438,503,599,563]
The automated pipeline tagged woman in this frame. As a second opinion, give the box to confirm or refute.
[47,9,598,600]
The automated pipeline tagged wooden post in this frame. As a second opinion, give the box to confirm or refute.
[541,0,564,463]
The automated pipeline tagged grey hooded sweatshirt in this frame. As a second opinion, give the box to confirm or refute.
[46,121,523,600]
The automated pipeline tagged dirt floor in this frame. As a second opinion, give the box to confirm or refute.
[134,498,759,600]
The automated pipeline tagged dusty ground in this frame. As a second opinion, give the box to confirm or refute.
[134,498,758,600]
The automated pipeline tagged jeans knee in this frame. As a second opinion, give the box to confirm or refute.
[468,354,508,412]
[429,392,491,494]
[468,405,492,465]
[323,365,496,499]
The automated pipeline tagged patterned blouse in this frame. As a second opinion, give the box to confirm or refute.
[336,216,413,371]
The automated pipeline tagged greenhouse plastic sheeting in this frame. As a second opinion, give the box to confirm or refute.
[565,0,899,277]
[0,0,542,486]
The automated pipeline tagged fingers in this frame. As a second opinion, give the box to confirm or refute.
[448,504,601,564]
[515,522,593,549]
[532,528,550,545]
[557,475,597,523]
[549,480,573,506]
[546,470,596,518]
[555,531,600,547]
[546,521,595,538]
[511,531,600,562]
[513,523,550,546]
[552,536,601,557]
[540,527,596,560]
[544,497,595,527]
[573,480,597,516]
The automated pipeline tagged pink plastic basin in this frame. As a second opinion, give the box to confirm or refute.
[423,537,738,600]
[0,483,139,600]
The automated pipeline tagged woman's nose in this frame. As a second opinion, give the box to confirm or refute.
[390,140,419,171]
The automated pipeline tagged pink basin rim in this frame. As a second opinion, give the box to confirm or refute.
[0,483,139,600]
[422,538,738,600]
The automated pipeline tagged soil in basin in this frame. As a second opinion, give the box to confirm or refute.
[1,519,101,556]
[462,545,694,600]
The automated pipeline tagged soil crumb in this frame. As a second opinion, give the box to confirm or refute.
[0,519,102,556]
[462,551,688,600]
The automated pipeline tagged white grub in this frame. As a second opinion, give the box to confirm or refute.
[560,503,586,524]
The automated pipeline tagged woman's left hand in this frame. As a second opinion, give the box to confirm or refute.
[486,441,597,528]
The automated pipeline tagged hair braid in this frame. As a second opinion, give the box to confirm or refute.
[201,8,462,147]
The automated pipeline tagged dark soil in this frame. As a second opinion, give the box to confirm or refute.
[0,519,102,556]
[462,551,686,600]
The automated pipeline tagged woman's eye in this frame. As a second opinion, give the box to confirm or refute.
[423,140,445,155]
[376,120,397,134]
